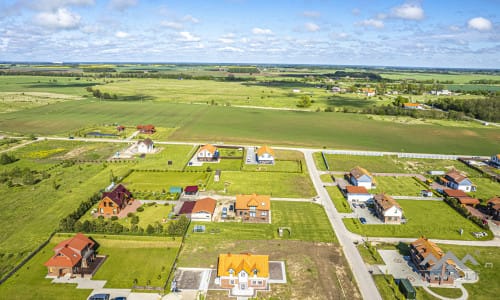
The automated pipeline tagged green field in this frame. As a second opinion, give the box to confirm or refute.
[122,170,210,191]
[469,177,500,202]
[343,200,489,240]
[326,186,352,213]
[0,100,498,154]
[372,176,426,196]
[133,144,196,170]
[208,171,315,198]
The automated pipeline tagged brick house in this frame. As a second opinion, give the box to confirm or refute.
[236,194,270,223]
[97,184,134,217]
[44,233,96,277]
[216,253,269,296]
[373,193,403,224]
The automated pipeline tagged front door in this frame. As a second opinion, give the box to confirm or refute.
[240,282,247,290]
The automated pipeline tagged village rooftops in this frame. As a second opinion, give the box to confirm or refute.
[457,197,480,206]
[45,233,95,268]
[199,144,217,154]
[192,197,217,214]
[236,194,271,211]
[488,197,500,210]
[443,189,468,198]
[350,166,373,180]
[373,193,401,211]
[139,138,153,146]
[256,145,275,157]
[445,170,469,183]
[346,186,370,194]
[101,184,131,207]
[184,185,199,193]
[217,253,269,277]
[411,237,445,267]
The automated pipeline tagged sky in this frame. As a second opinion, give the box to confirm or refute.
[0,0,499,68]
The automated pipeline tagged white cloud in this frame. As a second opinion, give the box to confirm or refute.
[218,46,244,53]
[177,31,200,42]
[468,17,492,31]
[109,0,137,11]
[161,21,183,30]
[218,38,234,44]
[303,11,320,18]
[34,8,81,29]
[81,24,100,33]
[391,3,424,20]
[182,15,199,23]
[0,38,9,51]
[30,0,94,11]
[304,22,320,32]
[115,31,129,38]
[358,19,384,29]
[331,32,349,39]
[252,27,273,35]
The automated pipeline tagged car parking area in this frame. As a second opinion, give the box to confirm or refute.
[378,250,424,286]
[173,268,212,291]
[351,203,384,225]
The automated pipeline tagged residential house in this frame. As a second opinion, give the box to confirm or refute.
[116,125,125,132]
[136,124,156,134]
[97,184,134,217]
[403,103,424,110]
[491,154,500,168]
[216,253,269,296]
[362,88,376,97]
[256,145,275,165]
[349,166,376,189]
[457,197,480,207]
[442,189,468,198]
[236,194,271,223]
[179,197,217,221]
[373,193,403,224]
[410,237,475,285]
[184,185,199,196]
[345,186,372,203]
[431,90,451,96]
[197,144,219,162]
[487,197,500,220]
[137,138,154,154]
[440,170,476,192]
[44,233,96,277]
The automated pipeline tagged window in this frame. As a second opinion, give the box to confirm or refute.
[250,212,256,217]
[109,202,113,207]
[103,202,107,207]
[100,208,103,214]
[249,206,256,212]
[230,279,235,285]
[261,211,267,216]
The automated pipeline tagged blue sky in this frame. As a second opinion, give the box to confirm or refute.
[0,0,498,68]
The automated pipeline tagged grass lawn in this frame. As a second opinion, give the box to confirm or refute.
[372,176,426,196]
[0,240,91,300]
[343,200,490,240]
[241,159,302,172]
[357,242,384,265]
[91,236,180,288]
[320,173,334,182]
[326,186,352,213]
[134,127,178,141]
[133,144,196,171]
[428,287,463,298]
[373,275,438,300]
[208,171,315,198]
[185,158,242,171]
[469,177,500,202]
[122,170,210,191]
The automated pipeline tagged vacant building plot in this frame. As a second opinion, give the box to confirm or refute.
[372,176,425,196]
[469,178,500,202]
[343,200,489,240]
[122,170,210,192]
[326,186,352,213]
[133,144,196,171]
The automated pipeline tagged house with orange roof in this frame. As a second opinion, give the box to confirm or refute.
[410,237,475,285]
[440,170,476,192]
[197,144,219,162]
[373,194,403,224]
[215,253,269,296]
[44,233,96,277]
[236,194,270,223]
[345,185,372,203]
[487,197,500,220]
[403,102,423,110]
[178,197,217,221]
[349,166,375,189]
[362,87,376,97]
[256,145,275,164]
[97,184,134,217]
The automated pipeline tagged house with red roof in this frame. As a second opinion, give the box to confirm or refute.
[136,124,156,134]
[487,197,500,220]
[179,197,217,221]
[44,233,96,277]
[373,194,403,224]
[345,185,372,203]
[97,184,134,217]
[256,145,275,165]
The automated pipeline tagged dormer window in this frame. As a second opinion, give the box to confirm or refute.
[253,269,258,276]
[229,269,234,275]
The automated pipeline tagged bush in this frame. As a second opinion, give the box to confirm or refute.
[127,212,135,218]
[111,216,118,221]
[136,206,144,212]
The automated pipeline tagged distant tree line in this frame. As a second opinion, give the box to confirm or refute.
[427,97,500,122]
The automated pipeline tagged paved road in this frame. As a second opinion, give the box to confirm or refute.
[302,149,382,300]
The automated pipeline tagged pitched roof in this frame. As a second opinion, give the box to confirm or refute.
[217,253,269,277]
[139,138,154,146]
[44,247,82,268]
[54,233,95,253]
[198,144,217,154]
[403,103,420,107]
[488,197,500,210]
[346,186,370,194]
[101,184,131,207]
[443,189,468,198]
[179,201,196,215]
[256,145,275,157]
[137,124,155,130]
[350,166,373,180]
[457,197,480,205]
[184,185,199,193]
[235,194,270,211]
[445,170,469,184]
[374,193,401,211]
[411,237,444,267]
[192,197,217,214]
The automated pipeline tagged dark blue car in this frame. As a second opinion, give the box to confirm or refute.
[359,217,367,224]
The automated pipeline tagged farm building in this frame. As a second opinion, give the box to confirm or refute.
[178,197,217,221]
[136,124,156,134]
[345,186,372,203]
[44,233,96,277]
[197,144,219,162]
[440,170,476,192]
[349,166,375,189]
[236,194,271,223]
[373,193,403,224]
[215,253,269,296]
[256,145,275,165]
[96,184,134,217]
[137,138,154,154]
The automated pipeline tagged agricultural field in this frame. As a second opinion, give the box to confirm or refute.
[122,170,210,192]
[0,92,82,113]
[372,176,427,196]
[343,200,490,240]
[0,100,498,154]
[0,75,99,96]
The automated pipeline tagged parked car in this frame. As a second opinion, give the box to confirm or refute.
[88,294,110,300]
[359,204,365,209]
[222,207,228,218]
[352,203,357,208]
[359,217,367,224]
[113,297,127,300]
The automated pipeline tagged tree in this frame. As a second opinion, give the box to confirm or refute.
[0,153,16,165]
[146,224,155,234]
[296,95,312,108]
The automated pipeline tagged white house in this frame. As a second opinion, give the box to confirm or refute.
[345,186,372,203]
[137,138,154,153]
[349,166,375,189]
[373,194,403,224]
[197,144,219,161]
[256,145,275,165]
[442,170,476,192]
